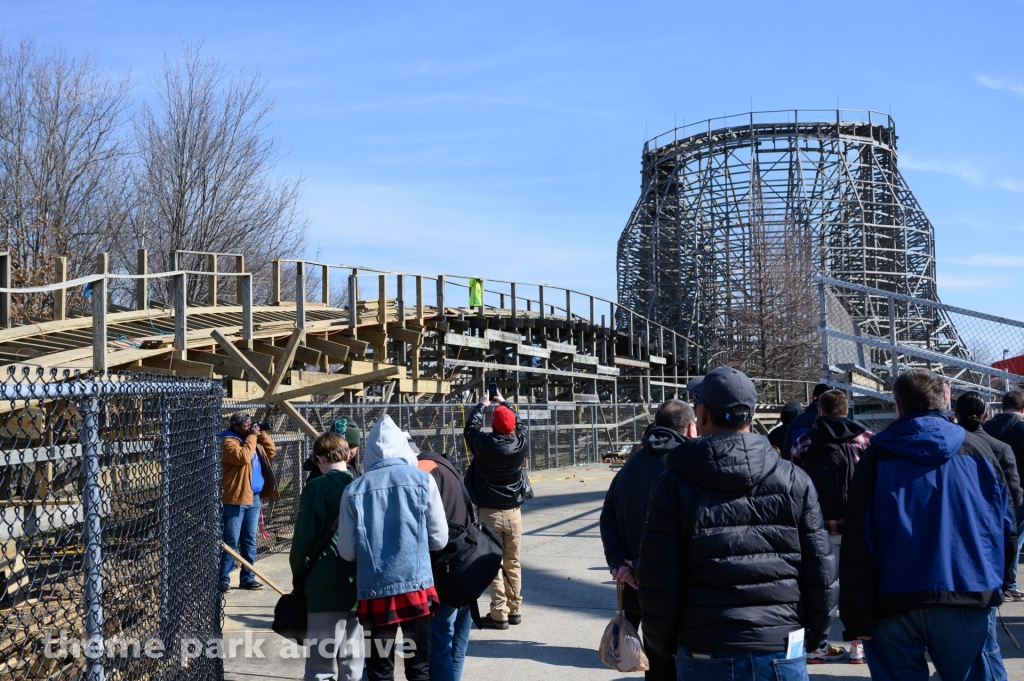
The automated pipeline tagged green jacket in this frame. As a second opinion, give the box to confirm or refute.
[288,469,357,613]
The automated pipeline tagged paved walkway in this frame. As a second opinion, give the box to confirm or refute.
[223,467,1024,680]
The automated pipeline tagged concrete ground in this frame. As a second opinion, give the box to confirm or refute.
[223,467,1024,680]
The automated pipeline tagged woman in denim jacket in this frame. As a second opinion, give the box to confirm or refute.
[338,415,448,681]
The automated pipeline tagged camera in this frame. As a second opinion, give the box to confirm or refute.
[254,421,273,432]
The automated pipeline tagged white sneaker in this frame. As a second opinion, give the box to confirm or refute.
[807,642,848,664]
[850,640,866,664]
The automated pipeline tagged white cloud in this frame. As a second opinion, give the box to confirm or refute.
[938,275,997,290]
[900,154,985,185]
[998,178,1024,193]
[945,254,1024,268]
[976,74,1024,97]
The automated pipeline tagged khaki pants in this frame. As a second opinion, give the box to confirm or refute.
[478,506,522,621]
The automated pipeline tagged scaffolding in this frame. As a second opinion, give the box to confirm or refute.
[617,109,967,377]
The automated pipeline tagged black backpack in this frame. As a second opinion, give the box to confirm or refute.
[802,438,857,521]
[430,483,505,625]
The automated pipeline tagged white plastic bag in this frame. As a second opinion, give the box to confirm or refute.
[598,583,650,673]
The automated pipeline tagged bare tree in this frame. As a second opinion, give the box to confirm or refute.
[722,179,820,396]
[0,40,131,317]
[128,42,307,305]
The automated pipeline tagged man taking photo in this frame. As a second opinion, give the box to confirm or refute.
[219,411,277,593]
[464,388,531,630]
[636,367,838,679]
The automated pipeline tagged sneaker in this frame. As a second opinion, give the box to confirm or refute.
[1004,589,1024,602]
[478,614,509,630]
[218,583,231,594]
[807,643,848,664]
[238,581,264,591]
[849,640,866,664]
[508,614,522,625]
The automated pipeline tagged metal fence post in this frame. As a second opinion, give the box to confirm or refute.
[889,297,899,380]
[159,405,171,661]
[817,275,829,382]
[81,395,106,681]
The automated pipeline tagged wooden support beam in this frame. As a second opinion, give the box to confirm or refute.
[135,250,147,311]
[236,254,246,305]
[266,366,401,402]
[323,333,369,356]
[304,336,351,363]
[385,324,423,345]
[295,261,306,330]
[271,259,281,305]
[173,271,187,361]
[207,253,218,307]
[263,329,305,398]
[93,253,108,372]
[172,358,216,378]
[210,328,319,439]
[240,349,274,375]
[54,257,67,321]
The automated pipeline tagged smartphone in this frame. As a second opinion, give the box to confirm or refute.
[487,382,498,399]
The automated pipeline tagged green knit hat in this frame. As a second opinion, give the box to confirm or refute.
[333,418,361,447]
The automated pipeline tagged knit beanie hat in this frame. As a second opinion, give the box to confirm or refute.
[492,405,516,435]
[332,418,362,447]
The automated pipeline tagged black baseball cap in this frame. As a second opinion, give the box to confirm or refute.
[686,367,758,415]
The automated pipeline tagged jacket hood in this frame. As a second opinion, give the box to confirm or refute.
[642,426,689,455]
[870,411,965,464]
[666,431,776,493]
[983,411,1022,440]
[364,415,417,469]
[813,416,867,444]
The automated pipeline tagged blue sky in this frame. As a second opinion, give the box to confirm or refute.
[4,0,1024,319]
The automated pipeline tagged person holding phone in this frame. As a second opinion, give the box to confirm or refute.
[464,386,532,629]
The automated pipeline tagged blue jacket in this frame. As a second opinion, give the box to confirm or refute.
[337,415,448,600]
[839,411,1016,638]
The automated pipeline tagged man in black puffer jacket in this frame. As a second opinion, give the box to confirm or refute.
[464,389,532,629]
[636,367,838,677]
[600,399,696,680]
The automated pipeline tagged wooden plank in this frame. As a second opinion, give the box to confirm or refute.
[263,329,305,398]
[171,358,215,378]
[545,340,577,354]
[445,333,488,350]
[304,336,350,363]
[573,393,601,403]
[573,354,599,366]
[648,355,668,365]
[362,330,388,347]
[348,360,408,378]
[614,356,650,369]
[266,366,401,402]
[386,325,424,345]
[596,365,621,376]
[240,349,274,375]
[516,344,550,359]
[485,329,521,345]
[323,334,370,355]
[397,378,451,394]
[444,357,617,381]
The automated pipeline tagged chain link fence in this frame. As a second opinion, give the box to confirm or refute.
[227,401,659,556]
[0,369,223,681]
[817,275,1024,399]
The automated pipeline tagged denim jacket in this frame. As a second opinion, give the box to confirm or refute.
[338,415,448,600]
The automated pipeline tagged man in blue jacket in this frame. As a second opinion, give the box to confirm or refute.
[840,369,1014,680]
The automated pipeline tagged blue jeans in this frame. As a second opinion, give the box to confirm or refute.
[676,647,807,680]
[429,603,472,681]
[865,606,1006,681]
[1007,505,1024,590]
[219,497,261,587]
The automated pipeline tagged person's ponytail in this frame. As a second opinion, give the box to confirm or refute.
[954,391,987,433]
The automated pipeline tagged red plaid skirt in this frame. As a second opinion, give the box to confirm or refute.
[357,586,439,628]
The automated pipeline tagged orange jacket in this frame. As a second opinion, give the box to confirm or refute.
[221,431,278,505]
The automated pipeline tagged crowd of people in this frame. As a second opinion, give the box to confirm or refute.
[602,368,1018,681]
[218,387,530,681]
[216,366,1021,681]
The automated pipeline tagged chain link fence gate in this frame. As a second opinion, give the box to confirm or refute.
[227,401,659,556]
[0,370,223,681]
